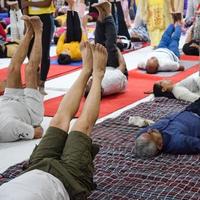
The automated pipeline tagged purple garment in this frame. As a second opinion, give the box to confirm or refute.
[184,0,188,16]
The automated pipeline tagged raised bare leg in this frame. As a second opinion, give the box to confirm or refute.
[25,16,42,89]
[50,41,93,132]
[71,43,107,136]
[6,15,33,88]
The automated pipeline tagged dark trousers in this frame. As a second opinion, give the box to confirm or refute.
[28,14,54,82]
[182,40,200,56]
[65,11,82,43]
[111,1,130,39]
[95,16,119,68]
[186,98,200,116]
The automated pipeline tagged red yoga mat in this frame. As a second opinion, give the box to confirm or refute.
[0,64,80,83]
[44,70,162,118]
[180,55,200,61]
[44,62,200,118]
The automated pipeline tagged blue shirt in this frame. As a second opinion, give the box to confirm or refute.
[137,111,200,154]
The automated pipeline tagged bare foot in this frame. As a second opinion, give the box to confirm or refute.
[99,1,111,15]
[80,41,93,75]
[30,16,43,33]
[92,43,107,79]
[67,0,77,10]
[21,15,33,34]
[7,1,19,10]
[93,1,111,21]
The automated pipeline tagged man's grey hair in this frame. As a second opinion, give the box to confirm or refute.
[135,134,159,158]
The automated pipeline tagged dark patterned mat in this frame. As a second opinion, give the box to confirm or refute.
[1,98,200,199]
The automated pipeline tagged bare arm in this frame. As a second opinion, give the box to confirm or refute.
[117,48,127,73]
[185,26,194,43]
[34,126,44,139]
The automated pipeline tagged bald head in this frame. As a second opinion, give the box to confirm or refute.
[146,57,159,74]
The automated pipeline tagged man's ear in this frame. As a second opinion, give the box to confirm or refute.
[161,87,166,92]
[156,142,163,150]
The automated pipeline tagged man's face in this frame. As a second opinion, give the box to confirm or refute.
[158,80,174,92]
[141,130,163,150]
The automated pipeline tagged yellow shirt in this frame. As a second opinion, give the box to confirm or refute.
[55,14,67,27]
[28,0,55,15]
[56,33,87,61]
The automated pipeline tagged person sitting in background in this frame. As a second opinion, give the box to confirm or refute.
[85,0,128,97]
[153,73,200,102]
[0,41,107,200]
[0,16,44,142]
[56,0,87,64]
[183,7,200,56]
[135,97,200,158]
[137,16,184,74]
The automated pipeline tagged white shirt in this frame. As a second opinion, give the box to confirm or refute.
[172,74,200,102]
[0,169,70,200]
[137,48,180,72]
[0,98,34,142]
[101,67,128,96]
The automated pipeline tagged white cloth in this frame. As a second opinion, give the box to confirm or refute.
[0,169,70,200]
[101,67,128,96]
[129,116,154,127]
[172,74,200,102]
[0,88,44,142]
[137,48,180,72]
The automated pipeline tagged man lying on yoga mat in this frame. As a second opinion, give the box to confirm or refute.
[135,97,200,158]
[56,0,87,65]
[153,73,200,102]
[0,42,107,199]
[85,0,128,97]
[0,16,44,142]
[137,14,185,74]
